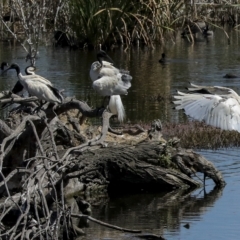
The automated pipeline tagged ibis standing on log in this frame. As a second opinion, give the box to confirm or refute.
[173,82,240,132]
[4,63,63,104]
[90,50,132,122]
[1,65,39,109]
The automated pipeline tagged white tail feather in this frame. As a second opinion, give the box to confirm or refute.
[108,95,125,122]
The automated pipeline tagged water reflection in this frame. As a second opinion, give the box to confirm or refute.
[81,147,240,240]
[1,29,240,240]
[83,185,224,240]
[1,28,240,124]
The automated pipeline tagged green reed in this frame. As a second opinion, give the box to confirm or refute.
[1,1,240,48]
[68,0,185,48]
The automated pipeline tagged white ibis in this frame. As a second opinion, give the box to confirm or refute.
[5,63,63,104]
[173,82,240,132]
[90,50,132,122]
[11,65,37,95]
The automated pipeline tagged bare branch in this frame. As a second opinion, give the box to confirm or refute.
[71,213,142,233]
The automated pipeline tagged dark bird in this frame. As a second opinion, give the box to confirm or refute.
[159,53,167,64]
[183,223,190,229]
[181,20,206,37]
[203,25,214,37]
[223,73,239,79]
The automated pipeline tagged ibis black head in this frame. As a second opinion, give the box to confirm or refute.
[8,63,20,69]
[4,63,21,75]
[96,50,114,67]
[25,65,36,75]
[1,62,8,70]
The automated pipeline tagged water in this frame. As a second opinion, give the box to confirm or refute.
[82,148,240,240]
[1,29,240,239]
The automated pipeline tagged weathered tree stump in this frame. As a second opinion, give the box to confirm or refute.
[0,92,225,239]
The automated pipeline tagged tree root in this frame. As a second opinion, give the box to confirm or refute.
[0,95,225,239]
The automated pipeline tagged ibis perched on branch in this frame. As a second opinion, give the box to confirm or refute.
[11,65,38,95]
[173,82,240,132]
[4,63,63,104]
[90,50,132,122]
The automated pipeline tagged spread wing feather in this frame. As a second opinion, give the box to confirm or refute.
[173,85,240,132]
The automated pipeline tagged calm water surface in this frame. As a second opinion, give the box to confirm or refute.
[0,29,240,239]
[84,148,240,240]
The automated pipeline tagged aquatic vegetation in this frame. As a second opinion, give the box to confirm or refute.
[0,0,239,50]
[68,0,240,48]
[162,121,240,149]
[158,142,177,169]
[68,0,185,48]
[0,0,68,64]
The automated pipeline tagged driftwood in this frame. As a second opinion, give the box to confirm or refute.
[0,92,226,239]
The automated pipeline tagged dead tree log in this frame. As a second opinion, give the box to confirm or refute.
[0,94,226,239]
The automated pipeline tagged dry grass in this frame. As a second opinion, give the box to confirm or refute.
[1,1,239,49]
[68,0,184,48]
[162,121,240,149]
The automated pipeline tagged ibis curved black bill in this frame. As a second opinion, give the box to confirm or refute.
[97,50,114,67]
[0,62,9,75]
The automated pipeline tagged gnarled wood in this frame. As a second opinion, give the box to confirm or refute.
[0,95,225,239]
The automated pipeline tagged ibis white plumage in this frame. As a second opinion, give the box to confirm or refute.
[173,82,240,132]
[90,50,132,122]
[5,63,63,104]
[11,65,38,95]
